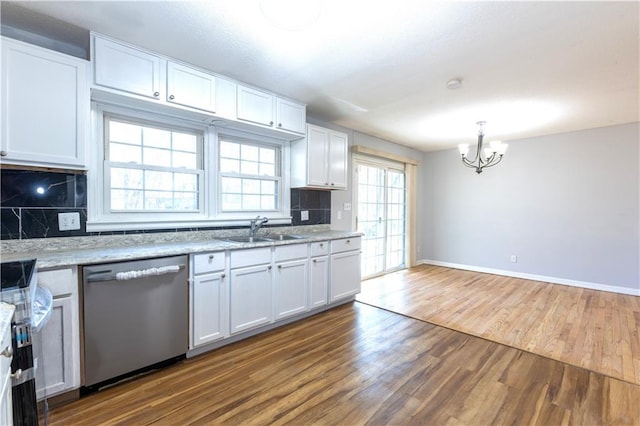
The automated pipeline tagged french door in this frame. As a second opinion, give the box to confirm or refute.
[355,159,406,279]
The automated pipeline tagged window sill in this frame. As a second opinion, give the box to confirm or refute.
[86,215,292,233]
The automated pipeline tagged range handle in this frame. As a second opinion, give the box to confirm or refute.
[86,264,186,283]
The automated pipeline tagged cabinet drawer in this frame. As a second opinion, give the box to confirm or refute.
[310,241,329,257]
[230,247,271,269]
[192,252,225,275]
[274,244,308,262]
[331,237,361,254]
[38,267,77,297]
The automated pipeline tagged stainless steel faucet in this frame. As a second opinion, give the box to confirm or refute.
[249,216,269,238]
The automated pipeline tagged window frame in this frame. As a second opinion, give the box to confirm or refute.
[87,102,291,232]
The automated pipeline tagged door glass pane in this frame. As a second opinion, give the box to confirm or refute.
[357,163,406,279]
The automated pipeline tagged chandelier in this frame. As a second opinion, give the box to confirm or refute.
[458,121,508,174]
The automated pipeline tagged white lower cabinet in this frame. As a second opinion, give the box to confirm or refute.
[310,241,330,309]
[330,238,362,302]
[34,267,80,399]
[274,244,308,320]
[229,248,273,335]
[190,252,228,349]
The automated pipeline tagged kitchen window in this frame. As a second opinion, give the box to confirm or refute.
[218,137,280,212]
[105,115,204,213]
[87,103,291,232]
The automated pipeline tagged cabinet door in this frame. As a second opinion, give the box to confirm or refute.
[237,85,274,127]
[310,256,329,309]
[275,98,306,134]
[34,295,76,398]
[274,259,308,320]
[191,272,227,348]
[166,61,216,113]
[1,38,87,168]
[330,250,361,302]
[94,36,162,99]
[328,131,348,189]
[230,264,272,334]
[306,125,330,187]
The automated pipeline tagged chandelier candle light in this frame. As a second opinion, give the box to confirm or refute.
[458,121,508,174]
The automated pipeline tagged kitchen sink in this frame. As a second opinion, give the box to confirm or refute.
[223,236,272,243]
[265,234,305,241]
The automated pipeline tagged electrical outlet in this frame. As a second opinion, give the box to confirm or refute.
[301,210,309,221]
[58,212,81,231]
[343,202,352,211]
[510,255,518,263]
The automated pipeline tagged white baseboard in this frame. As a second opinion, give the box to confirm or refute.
[417,259,640,296]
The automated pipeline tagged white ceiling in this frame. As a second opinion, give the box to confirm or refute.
[3,1,639,152]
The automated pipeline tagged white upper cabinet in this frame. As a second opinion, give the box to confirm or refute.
[275,97,306,134]
[1,37,88,169]
[237,85,275,127]
[291,123,349,189]
[93,36,163,100]
[237,84,306,136]
[91,33,305,139]
[166,61,216,113]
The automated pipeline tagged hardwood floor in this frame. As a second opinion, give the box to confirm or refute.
[356,264,640,385]
[48,302,639,425]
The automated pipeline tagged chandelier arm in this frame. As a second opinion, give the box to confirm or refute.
[461,158,479,168]
[482,155,504,168]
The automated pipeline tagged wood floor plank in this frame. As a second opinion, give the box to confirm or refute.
[357,264,640,385]
[48,302,639,425]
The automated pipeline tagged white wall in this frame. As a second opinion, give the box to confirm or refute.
[421,122,640,294]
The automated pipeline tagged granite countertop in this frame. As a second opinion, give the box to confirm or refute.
[0,302,15,339]
[0,226,363,269]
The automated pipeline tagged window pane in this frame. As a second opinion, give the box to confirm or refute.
[111,189,142,210]
[174,192,198,211]
[241,145,259,161]
[261,195,275,210]
[144,170,173,190]
[243,194,261,210]
[220,159,240,173]
[173,151,197,169]
[173,133,197,152]
[220,141,240,158]
[145,190,174,210]
[143,147,171,167]
[260,148,275,164]
[222,194,241,210]
[143,127,171,149]
[110,143,141,163]
[242,179,261,195]
[259,164,275,176]
[221,177,242,193]
[109,121,140,145]
[111,168,143,189]
[174,173,197,192]
[241,161,259,175]
[261,180,275,195]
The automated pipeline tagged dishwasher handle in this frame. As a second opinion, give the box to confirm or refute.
[86,264,186,283]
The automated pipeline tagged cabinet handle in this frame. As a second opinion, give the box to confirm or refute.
[313,259,317,263]
[269,121,274,126]
[268,266,272,270]
[221,274,226,278]
[169,94,175,100]
[209,254,215,260]
[10,369,22,380]
[153,91,160,97]
[0,150,6,157]
[278,123,282,127]
[346,240,351,244]
[1,346,12,358]
[331,183,335,186]
[319,243,323,248]
[278,265,282,269]
[325,182,329,185]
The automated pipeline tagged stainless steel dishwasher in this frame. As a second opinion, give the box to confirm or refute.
[82,255,188,389]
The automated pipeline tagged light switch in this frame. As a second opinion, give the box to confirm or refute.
[343,202,352,211]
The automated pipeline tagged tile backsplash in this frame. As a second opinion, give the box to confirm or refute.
[1,168,332,240]
[1,169,88,239]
